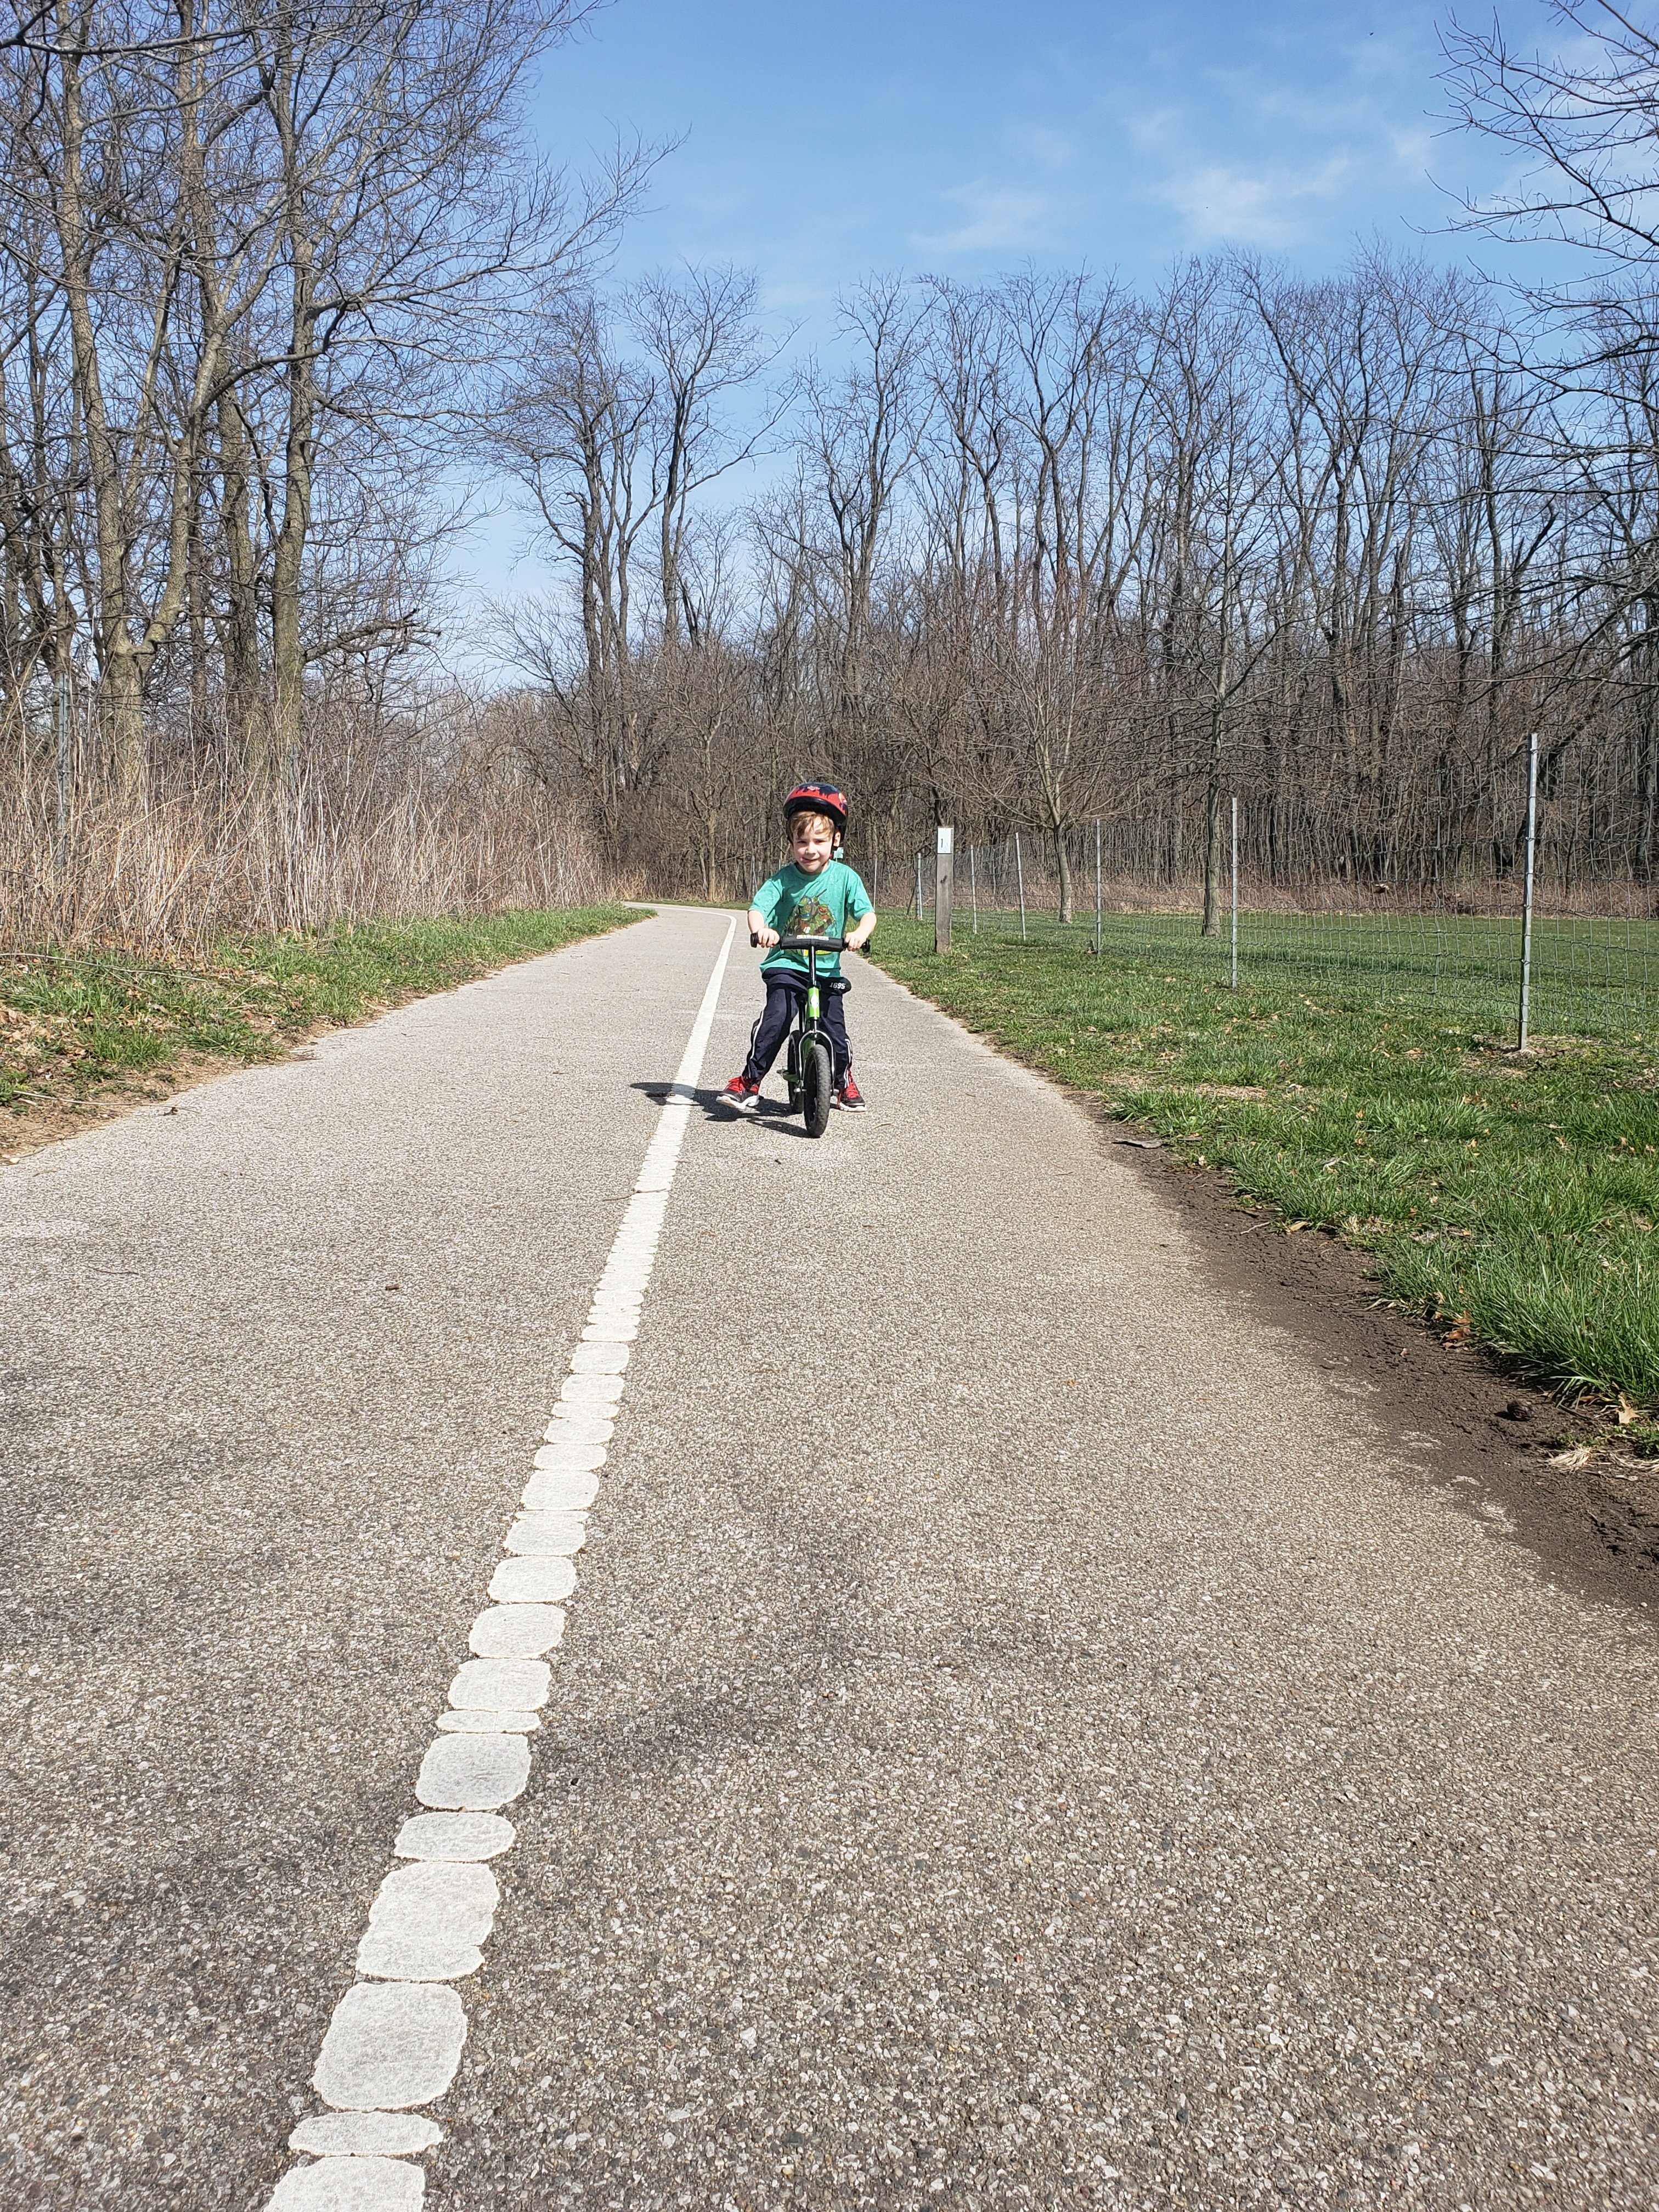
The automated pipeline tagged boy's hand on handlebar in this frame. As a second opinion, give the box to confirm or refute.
[752,925,780,949]
[847,915,876,951]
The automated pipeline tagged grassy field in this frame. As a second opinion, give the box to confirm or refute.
[952,900,1659,1047]
[0,906,640,1124]
[869,911,1659,1414]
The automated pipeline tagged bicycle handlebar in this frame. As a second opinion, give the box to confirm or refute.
[773,932,847,953]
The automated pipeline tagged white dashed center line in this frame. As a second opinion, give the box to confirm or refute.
[265,916,736,2210]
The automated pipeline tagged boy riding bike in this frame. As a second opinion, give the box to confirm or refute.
[724,780,876,1115]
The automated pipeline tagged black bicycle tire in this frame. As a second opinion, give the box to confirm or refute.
[802,1038,833,1137]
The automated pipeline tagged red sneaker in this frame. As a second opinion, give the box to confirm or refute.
[723,1075,761,1114]
[834,1074,867,1113]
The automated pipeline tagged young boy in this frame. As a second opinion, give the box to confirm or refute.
[723,780,876,1114]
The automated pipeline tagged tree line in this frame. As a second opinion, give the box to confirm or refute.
[9,0,1659,936]
[0,0,640,821]
[489,238,1659,919]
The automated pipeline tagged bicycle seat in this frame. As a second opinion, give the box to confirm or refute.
[774,932,847,952]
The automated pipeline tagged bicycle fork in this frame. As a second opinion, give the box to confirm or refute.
[786,957,825,1103]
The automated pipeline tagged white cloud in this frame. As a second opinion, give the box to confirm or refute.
[912,180,1058,256]
[759,275,842,314]
[1156,155,1352,246]
[1389,123,1434,170]
[1005,123,1075,173]
[1126,105,1186,157]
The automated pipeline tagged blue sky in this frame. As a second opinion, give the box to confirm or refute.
[536,0,1529,302]
[447,0,1555,635]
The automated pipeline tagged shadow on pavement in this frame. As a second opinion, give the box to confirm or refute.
[629,1080,819,1137]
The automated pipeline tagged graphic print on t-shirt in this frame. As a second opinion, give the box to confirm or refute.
[786,890,834,939]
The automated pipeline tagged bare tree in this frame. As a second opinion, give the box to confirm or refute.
[626,263,783,649]
[249,0,642,789]
[495,296,653,840]
[795,278,930,769]
[1443,1,1659,287]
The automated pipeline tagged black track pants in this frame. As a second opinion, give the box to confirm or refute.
[741,973,851,1086]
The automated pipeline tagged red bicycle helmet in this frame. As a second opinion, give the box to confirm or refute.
[783,779,849,833]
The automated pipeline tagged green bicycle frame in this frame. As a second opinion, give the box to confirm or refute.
[768,930,845,1122]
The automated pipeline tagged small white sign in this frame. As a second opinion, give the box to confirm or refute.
[936,826,953,855]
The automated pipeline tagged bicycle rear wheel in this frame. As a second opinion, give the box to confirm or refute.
[802,1038,833,1137]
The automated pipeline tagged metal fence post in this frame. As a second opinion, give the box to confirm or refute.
[970,844,978,933]
[935,826,953,952]
[914,851,923,922]
[1230,794,1239,990]
[1015,832,1026,943]
[1518,730,1539,1051]
[1093,819,1102,956]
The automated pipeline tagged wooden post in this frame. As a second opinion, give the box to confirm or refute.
[935,826,953,952]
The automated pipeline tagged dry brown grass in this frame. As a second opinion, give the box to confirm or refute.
[3,720,609,956]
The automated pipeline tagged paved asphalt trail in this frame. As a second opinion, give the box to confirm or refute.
[5,906,1659,2211]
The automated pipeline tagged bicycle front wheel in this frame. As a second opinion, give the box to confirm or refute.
[802,1039,833,1137]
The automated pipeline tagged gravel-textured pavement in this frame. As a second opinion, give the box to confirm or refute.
[4,906,1659,2211]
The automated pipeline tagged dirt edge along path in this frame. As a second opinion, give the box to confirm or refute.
[1110,1121,1659,1618]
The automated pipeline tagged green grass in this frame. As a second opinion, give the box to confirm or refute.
[953,902,1659,1045]
[869,912,1659,1408]
[1,906,640,1119]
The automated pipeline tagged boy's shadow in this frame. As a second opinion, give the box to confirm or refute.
[629,1081,819,1138]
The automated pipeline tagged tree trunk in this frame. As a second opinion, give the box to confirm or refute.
[270,338,314,800]
[54,7,144,799]
[270,36,316,804]
[1201,694,1226,936]
[219,387,263,778]
[1635,608,1659,884]
[1052,822,1073,924]
[101,650,145,797]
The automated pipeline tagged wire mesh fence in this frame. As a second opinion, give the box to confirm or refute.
[906,774,1659,1047]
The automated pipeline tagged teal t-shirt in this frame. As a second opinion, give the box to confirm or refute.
[752,859,873,978]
